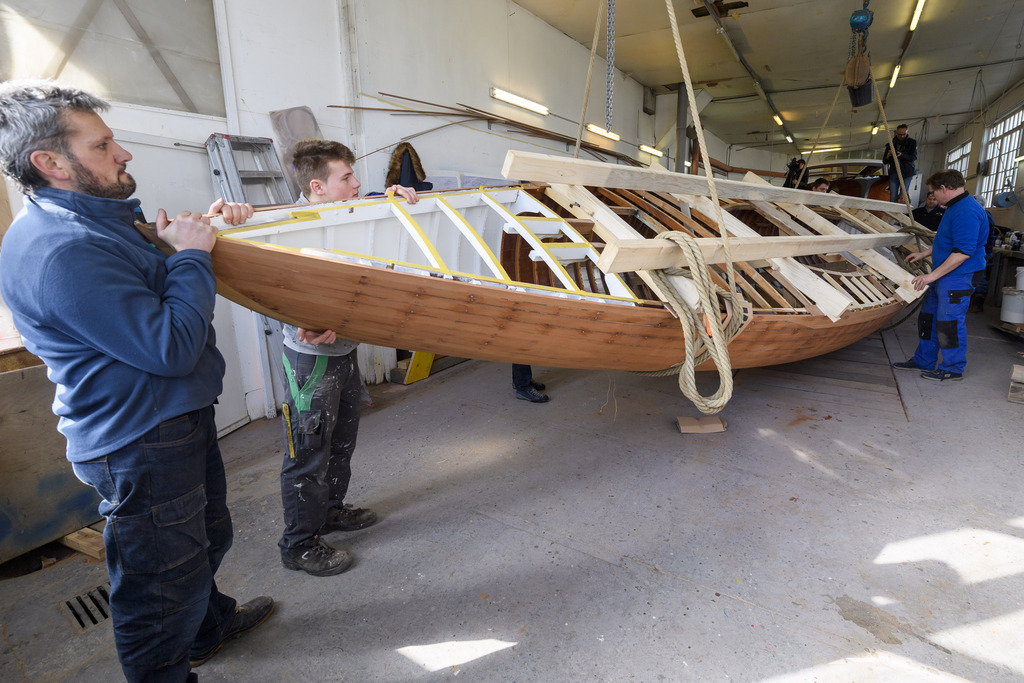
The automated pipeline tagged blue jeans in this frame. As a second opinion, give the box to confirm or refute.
[512,364,533,390]
[73,407,237,682]
[889,172,916,203]
[911,271,975,373]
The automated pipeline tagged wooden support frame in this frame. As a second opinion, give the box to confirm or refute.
[503,150,909,213]
[741,173,921,303]
[676,194,855,321]
[596,232,913,273]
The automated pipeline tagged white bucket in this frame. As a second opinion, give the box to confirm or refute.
[1016,266,1024,290]
[1003,288,1024,325]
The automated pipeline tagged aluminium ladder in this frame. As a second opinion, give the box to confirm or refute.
[205,133,291,207]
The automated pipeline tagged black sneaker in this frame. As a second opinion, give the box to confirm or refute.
[324,504,378,532]
[189,596,274,667]
[529,379,546,391]
[892,360,925,370]
[281,540,353,577]
[920,369,963,382]
[516,386,549,403]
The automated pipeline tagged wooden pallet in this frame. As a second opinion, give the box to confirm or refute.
[1010,364,1024,405]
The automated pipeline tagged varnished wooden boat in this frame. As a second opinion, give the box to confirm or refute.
[207,152,925,373]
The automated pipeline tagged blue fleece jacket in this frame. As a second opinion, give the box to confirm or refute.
[932,191,988,276]
[0,187,225,462]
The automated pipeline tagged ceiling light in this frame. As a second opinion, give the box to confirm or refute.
[1015,154,1024,163]
[785,135,793,143]
[802,147,842,155]
[910,0,927,31]
[586,123,620,141]
[889,64,901,89]
[773,114,783,126]
[871,126,879,135]
[684,161,692,167]
[489,87,549,116]
[639,144,663,157]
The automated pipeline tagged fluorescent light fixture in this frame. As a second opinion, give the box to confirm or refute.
[586,123,620,141]
[871,125,879,135]
[1015,154,1024,163]
[773,114,784,126]
[785,135,793,143]
[489,87,548,115]
[802,147,842,155]
[910,0,927,31]
[684,160,692,167]
[639,144,663,157]
[889,64,901,89]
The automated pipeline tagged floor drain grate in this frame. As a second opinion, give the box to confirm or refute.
[60,582,112,634]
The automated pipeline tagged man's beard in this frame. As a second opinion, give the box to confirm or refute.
[67,156,137,200]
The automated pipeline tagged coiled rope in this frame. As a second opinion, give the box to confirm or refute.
[643,231,749,413]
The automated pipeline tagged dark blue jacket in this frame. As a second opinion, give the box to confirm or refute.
[0,187,225,462]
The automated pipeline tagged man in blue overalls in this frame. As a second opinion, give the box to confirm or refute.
[892,169,989,381]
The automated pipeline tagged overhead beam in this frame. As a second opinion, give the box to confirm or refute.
[502,151,909,213]
[597,233,914,273]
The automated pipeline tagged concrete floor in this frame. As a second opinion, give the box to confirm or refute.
[2,310,1023,682]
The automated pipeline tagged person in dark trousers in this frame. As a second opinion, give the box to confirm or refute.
[513,364,549,402]
[912,190,945,231]
[882,124,918,202]
[277,140,419,577]
[892,169,989,381]
[0,80,271,681]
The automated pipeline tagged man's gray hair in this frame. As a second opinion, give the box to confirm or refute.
[0,79,109,193]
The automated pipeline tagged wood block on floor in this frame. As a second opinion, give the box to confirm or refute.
[677,416,727,434]
[61,528,105,560]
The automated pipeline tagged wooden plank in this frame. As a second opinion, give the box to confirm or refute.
[679,194,855,321]
[747,200,815,236]
[502,151,909,213]
[742,173,920,303]
[1012,364,1024,384]
[61,527,105,560]
[596,232,913,273]
[677,416,727,433]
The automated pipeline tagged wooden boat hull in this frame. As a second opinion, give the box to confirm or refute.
[212,237,904,372]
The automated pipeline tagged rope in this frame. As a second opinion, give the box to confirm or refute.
[606,0,615,131]
[574,1,605,158]
[871,73,914,214]
[636,0,751,414]
[641,232,749,414]
[800,80,847,186]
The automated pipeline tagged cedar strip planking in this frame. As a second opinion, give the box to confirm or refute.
[213,237,904,372]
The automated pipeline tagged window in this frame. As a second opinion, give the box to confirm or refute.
[0,0,225,117]
[979,109,1024,207]
[945,140,972,178]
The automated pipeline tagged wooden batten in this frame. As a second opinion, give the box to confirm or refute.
[503,150,909,213]
[597,232,912,273]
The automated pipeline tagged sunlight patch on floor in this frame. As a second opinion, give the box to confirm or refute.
[397,639,517,672]
[931,609,1024,675]
[757,650,971,682]
[874,529,1024,585]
